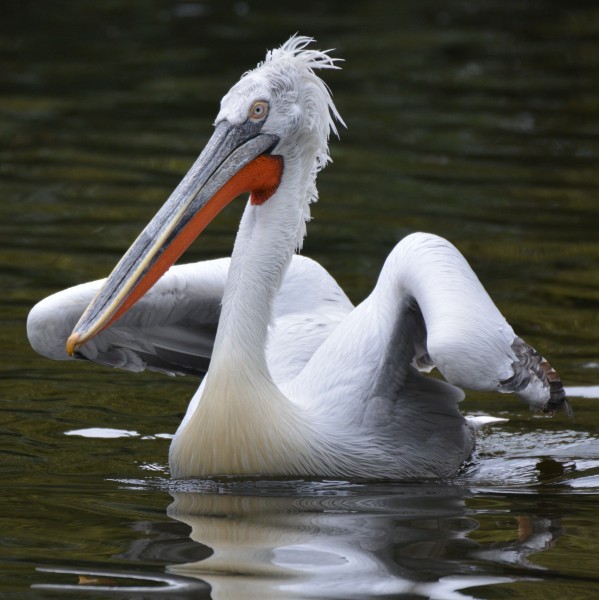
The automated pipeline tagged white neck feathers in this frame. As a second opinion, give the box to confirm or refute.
[169,158,324,478]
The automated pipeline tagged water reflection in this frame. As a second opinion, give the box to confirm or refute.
[159,480,555,599]
[28,428,598,598]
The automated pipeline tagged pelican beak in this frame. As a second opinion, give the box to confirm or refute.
[66,120,282,355]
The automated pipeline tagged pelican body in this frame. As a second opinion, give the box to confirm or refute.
[27,37,568,480]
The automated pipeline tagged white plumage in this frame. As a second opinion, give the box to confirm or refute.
[27,36,568,479]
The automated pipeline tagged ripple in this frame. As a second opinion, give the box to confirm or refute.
[33,566,208,595]
[566,386,599,399]
[64,427,140,438]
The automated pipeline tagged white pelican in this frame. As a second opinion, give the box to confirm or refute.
[27,36,568,479]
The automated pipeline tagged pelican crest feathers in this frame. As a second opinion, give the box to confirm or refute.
[218,35,345,249]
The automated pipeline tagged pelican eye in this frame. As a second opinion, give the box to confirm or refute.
[249,100,269,121]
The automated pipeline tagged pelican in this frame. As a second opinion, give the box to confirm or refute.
[27,36,568,480]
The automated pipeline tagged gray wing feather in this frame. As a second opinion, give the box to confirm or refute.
[27,260,228,377]
[500,337,571,415]
[367,297,466,424]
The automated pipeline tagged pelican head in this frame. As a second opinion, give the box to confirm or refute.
[218,36,343,170]
[66,35,343,355]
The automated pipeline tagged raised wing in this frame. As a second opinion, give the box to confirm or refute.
[397,234,569,415]
[290,233,569,420]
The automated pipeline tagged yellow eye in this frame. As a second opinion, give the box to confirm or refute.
[249,101,269,121]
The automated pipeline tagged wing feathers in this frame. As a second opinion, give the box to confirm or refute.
[383,233,568,413]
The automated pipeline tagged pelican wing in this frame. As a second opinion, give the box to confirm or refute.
[27,255,353,379]
[291,233,568,418]
[397,234,568,414]
[27,260,228,376]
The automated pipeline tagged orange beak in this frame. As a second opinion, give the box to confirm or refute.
[66,120,282,356]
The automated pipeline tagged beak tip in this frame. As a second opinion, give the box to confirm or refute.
[66,332,80,357]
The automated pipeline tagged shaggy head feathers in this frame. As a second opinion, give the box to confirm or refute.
[215,36,344,248]
[217,35,343,155]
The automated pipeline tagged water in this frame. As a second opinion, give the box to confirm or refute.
[2,0,599,598]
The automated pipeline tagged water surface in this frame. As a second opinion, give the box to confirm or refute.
[1,1,599,598]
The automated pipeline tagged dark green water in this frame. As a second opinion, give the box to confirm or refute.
[2,1,599,598]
